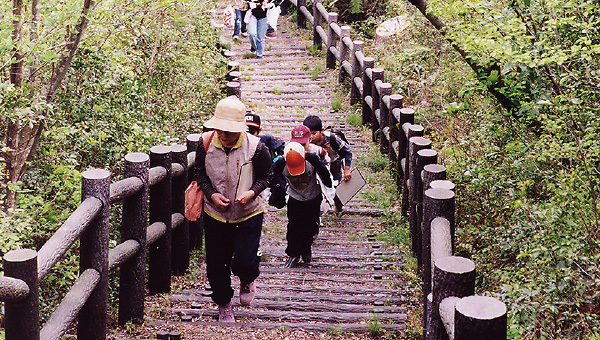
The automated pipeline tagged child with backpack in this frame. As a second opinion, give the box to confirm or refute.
[303,115,353,211]
[273,132,332,268]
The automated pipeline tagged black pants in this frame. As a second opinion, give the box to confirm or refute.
[204,213,263,306]
[286,195,321,257]
[331,159,343,182]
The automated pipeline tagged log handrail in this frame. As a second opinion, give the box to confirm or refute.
[287,1,508,338]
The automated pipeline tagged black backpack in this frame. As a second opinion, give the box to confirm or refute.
[325,126,349,144]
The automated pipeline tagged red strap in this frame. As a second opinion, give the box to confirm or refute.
[202,131,215,152]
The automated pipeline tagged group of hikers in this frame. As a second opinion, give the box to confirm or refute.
[230,0,283,58]
[190,96,353,322]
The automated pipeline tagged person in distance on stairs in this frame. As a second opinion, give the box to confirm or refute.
[273,134,332,268]
[231,0,249,41]
[190,96,273,322]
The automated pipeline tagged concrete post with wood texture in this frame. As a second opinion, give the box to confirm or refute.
[149,146,173,294]
[226,81,241,99]
[119,152,149,326]
[227,60,239,72]
[401,124,423,217]
[227,71,242,83]
[312,0,322,48]
[422,187,455,335]
[297,0,307,29]
[378,83,392,156]
[78,168,110,340]
[337,26,351,83]
[397,107,414,188]
[388,94,403,170]
[423,164,446,194]
[361,57,375,126]
[407,136,431,263]
[186,134,203,251]
[326,13,338,69]
[416,148,438,262]
[350,40,363,105]
[455,295,507,340]
[370,68,384,143]
[171,144,190,276]
[431,256,475,340]
[4,249,39,340]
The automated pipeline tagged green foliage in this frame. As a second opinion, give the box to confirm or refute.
[1,0,225,326]
[372,0,600,337]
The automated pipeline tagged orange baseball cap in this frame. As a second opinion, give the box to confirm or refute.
[284,142,306,176]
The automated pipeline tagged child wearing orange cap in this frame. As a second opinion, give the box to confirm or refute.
[272,138,332,268]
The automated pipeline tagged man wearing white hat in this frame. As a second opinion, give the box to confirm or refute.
[190,96,273,322]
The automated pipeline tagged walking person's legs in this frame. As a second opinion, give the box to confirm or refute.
[204,214,236,322]
[255,16,267,58]
[285,197,304,267]
[231,213,263,305]
[233,9,242,38]
[303,194,322,263]
[248,15,258,53]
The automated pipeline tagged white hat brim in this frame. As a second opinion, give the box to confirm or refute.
[204,116,248,132]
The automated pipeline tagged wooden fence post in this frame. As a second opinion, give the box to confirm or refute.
[338,26,351,83]
[78,168,110,340]
[408,136,431,263]
[432,256,475,340]
[422,187,455,335]
[370,68,384,143]
[312,0,321,47]
[455,296,507,340]
[416,148,438,263]
[378,83,392,156]
[226,81,241,98]
[172,144,190,276]
[423,164,446,194]
[326,13,338,69]
[361,57,375,126]
[350,40,363,105]
[388,94,404,172]
[149,146,173,294]
[186,134,203,251]
[398,107,415,191]
[401,124,423,217]
[4,249,39,340]
[119,152,149,326]
[297,0,307,29]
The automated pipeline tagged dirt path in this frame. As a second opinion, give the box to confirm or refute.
[112,10,414,340]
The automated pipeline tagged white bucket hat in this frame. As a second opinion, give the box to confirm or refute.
[204,96,247,132]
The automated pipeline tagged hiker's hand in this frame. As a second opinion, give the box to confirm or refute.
[211,193,230,211]
[235,190,255,205]
[343,166,352,182]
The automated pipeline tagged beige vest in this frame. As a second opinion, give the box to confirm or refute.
[204,132,266,223]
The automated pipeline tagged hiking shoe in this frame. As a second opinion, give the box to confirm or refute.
[232,35,241,41]
[265,32,276,39]
[242,32,248,37]
[334,197,343,212]
[301,249,312,264]
[218,301,235,323]
[239,280,256,306]
[284,256,300,268]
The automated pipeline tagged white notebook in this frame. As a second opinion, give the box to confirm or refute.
[235,162,254,201]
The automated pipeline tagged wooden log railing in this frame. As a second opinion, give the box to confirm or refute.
[0,138,205,339]
[284,0,508,338]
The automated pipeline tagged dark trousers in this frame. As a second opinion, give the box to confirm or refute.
[331,159,343,182]
[204,213,263,306]
[286,195,321,257]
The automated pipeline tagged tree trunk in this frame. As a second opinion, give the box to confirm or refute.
[3,0,96,213]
